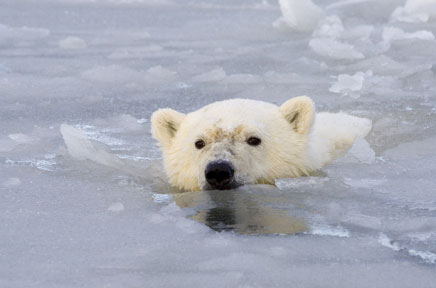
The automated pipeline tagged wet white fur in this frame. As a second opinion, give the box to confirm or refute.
[151,97,372,191]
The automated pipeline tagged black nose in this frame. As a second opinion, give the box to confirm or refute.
[205,161,234,189]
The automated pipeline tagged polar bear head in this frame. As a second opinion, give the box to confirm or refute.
[151,97,315,191]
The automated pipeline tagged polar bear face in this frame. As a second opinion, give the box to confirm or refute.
[151,97,315,191]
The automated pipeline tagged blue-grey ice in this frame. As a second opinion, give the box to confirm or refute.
[1,0,436,287]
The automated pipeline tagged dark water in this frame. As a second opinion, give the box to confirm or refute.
[170,185,309,235]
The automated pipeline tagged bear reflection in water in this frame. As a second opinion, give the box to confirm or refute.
[172,185,307,235]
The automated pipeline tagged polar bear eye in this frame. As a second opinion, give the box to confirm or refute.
[247,137,261,146]
[195,139,206,149]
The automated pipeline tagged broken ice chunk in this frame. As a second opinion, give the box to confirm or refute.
[313,15,374,41]
[408,249,436,264]
[329,70,372,96]
[391,0,436,23]
[58,36,87,50]
[378,233,401,251]
[309,38,364,60]
[276,0,325,32]
[192,67,226,83]
[382,27,435,42]
[330,72,364,93]
[144,65,177,84]
[152,193,173,204]
[309,15,371,60]
[342,25,374,40]
[312,15,344,39]
[309,112,372,167]
[107,202,125,212]
[60,124,125,168]
[343,178,387,189]
[272,17,290,31]
[340,137,376,164]
[73,124,126,147]
[275,176,330,190]
[8,133,34,144]
[310,224,350,238]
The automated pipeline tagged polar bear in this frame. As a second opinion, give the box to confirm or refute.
[151,97,371,191]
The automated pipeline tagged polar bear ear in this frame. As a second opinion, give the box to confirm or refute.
[151,108,186,147]
[280,96,315,134]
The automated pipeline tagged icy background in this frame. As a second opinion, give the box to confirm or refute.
[1,0,436,287]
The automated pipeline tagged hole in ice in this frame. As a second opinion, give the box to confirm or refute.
[150,175,360,237]
[154,185,310,236]
[59,123,360,237]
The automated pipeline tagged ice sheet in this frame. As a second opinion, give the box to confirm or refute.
[1,0,436,287]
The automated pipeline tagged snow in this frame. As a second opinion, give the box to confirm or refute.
[1,0,436,287]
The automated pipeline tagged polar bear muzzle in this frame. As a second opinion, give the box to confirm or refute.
[204,161,238,190]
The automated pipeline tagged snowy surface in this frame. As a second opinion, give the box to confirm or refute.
[1,0,436,287]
